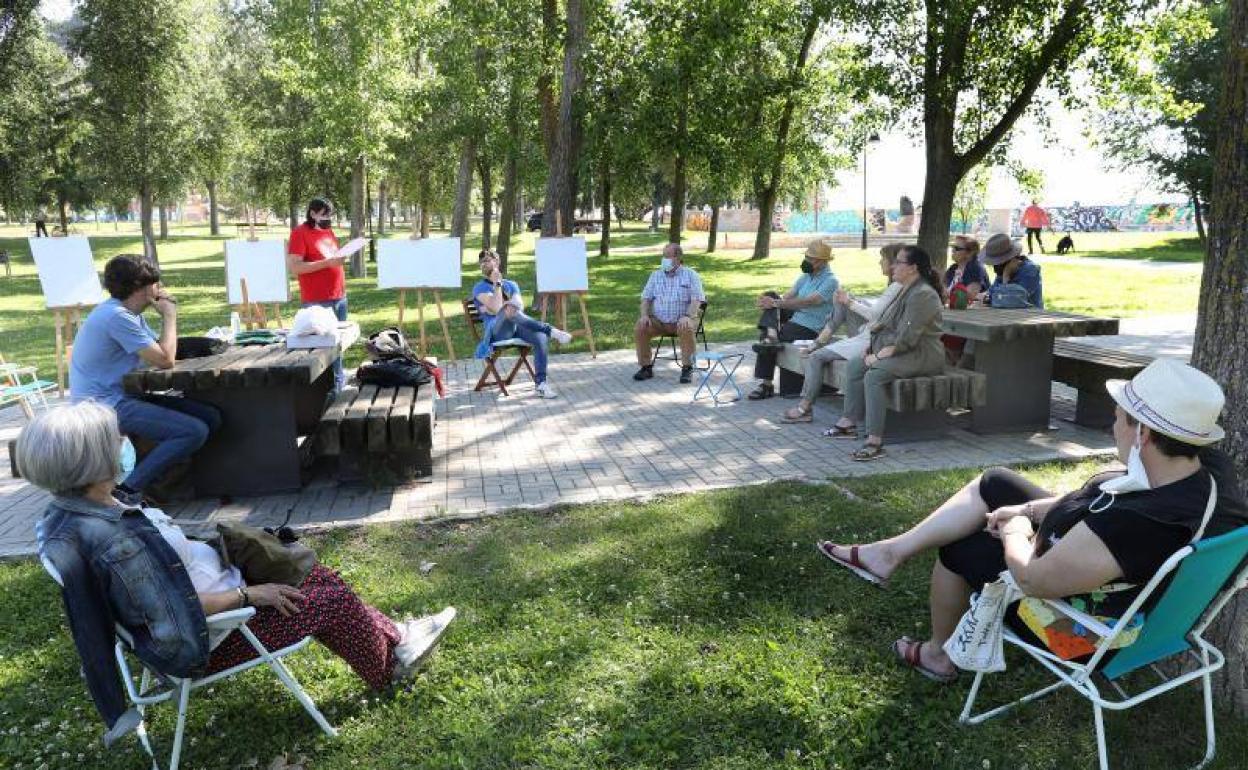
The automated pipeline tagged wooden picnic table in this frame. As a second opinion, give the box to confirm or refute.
[939,307,1119,433]
[122,343,342,497]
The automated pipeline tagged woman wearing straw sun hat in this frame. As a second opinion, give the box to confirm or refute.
[814,358,1246,682]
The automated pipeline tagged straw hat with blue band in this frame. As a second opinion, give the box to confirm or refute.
[1105,358,1226,446]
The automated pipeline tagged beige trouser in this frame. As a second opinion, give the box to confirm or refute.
[635,316,697,367]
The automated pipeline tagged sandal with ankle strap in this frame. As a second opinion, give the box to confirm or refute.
[851,443,887,461]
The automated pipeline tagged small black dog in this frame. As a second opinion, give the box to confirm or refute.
[1056,233,1075,254]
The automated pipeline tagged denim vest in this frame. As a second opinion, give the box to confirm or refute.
[37,495,209,746]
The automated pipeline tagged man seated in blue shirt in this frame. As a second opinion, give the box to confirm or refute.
[70,255,222,503]
[748,238,840,400]
[472,249,573,399]
[978,233,1044,309]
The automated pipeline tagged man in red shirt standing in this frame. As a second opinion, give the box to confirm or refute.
[287,197,349,390]
[1020,199,1051,255]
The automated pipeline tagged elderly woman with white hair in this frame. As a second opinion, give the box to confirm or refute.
[20,401,456,745]
[816,359,1246,681]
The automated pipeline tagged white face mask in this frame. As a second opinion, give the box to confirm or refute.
[1100,424,1151,496]
[660,257,675,272]
[116,437,136,484]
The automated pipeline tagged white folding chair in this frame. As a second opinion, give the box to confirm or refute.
[958,524,1248,770]
[41,557,336,770]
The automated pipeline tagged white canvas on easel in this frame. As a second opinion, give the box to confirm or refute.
[29,237,103,308]
[375,237,461,359]
[29,237,102,394]
[377,237,462,289]
[225,239,289,304]
[535,236,589,293]
[534,235,596,357]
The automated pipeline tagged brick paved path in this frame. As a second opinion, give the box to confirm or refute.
[0,341,1135,559]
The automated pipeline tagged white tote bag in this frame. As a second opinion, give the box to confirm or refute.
[943,570,1023,673]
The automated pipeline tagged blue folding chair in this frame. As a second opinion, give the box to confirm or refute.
[959,508,1248,770]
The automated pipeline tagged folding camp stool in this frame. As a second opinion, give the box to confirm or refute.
[691,351,744,405]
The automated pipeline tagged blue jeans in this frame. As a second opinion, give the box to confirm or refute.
[115,394,223,492]
[303,297,348,391]
[492,312,552,384]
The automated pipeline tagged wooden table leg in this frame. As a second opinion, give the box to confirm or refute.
[968,335,1056,434]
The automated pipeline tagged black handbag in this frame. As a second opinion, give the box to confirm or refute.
[176,336,229,360]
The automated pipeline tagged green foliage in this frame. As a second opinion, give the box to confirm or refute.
[1094,0,1223,208]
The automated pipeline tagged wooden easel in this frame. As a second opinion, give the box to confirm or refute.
[51,305,85,396]
[231,217,284,330]
[396,222,456,359]
[538,211,597,357]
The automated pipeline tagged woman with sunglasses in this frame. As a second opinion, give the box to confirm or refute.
[942,236,989,366]
[823,245,946,461]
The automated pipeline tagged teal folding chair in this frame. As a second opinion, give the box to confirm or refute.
[959,518,1248,770]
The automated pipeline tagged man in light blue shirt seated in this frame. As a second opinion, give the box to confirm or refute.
[747,238,839,400]
[70,254,221,503]
[633,243,707,384]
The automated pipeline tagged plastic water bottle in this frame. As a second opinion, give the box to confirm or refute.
[230,311,242,337]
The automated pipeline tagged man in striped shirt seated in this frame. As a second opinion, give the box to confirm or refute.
[633,244,706,384]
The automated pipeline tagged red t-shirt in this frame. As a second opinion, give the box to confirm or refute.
[289,222,346,302]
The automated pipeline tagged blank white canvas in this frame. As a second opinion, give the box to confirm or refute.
[29,237,103,309]
[377,237,462,289]
[535,237,589,292]
[225,240,289,304]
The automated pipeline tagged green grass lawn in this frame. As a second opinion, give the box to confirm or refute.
[2,463,1243,769]
[0,224,1201,382]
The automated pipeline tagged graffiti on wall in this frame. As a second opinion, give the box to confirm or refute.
[683,203,1198,235]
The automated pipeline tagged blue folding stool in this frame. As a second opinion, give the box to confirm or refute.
[691,351,744,405]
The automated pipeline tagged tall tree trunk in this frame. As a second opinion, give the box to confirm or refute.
[650,174,662,232]
[1194,0,1248,715]
[57,192,69,234]
[451,137,476,238]
[377,178,387,236]
[349,155,365,277]
[752,185,776,261]
[206,179,219,236]
[158,203,169,240]
[139,182,158,266]
[599,153,612,258]
[497,144,519,271]
[669,88,689,244]
[419,172,431,239]
[1192,189,1208,246]
[918,106,961,268]
[542,0,585,237]
[749,8,821,260]
[478,158,493,250]
[707,203,720,253]
[537,0,559,163]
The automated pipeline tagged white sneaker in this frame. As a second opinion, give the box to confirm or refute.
[393,606,457,680]
[535,381,559,399]
[551,328,573,344]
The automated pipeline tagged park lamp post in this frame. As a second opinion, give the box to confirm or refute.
[861,132,881,250]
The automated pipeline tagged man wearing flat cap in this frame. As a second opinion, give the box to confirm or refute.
[979,232,1044,309]
[748,238,840,400]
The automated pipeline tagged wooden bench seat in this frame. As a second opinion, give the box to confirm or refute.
[315,359,437,481]
[776,343,987,440]
[1052,339,1154,428]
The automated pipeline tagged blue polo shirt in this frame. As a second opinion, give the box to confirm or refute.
[69,298,158,406]
[992,257,1044,309]
[789,266,839,332]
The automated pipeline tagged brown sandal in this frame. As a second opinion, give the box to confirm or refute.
[851,443,887,461]
[892,637,958,684]
[781,406,813,423]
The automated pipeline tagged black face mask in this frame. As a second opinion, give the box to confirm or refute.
[800,259,813,274]
[316,218,333,229]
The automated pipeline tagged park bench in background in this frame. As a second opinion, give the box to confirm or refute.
[1052,339,1154,429]
[315,360,437,482]
[462,297,535,395]
[775,343,987,440]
